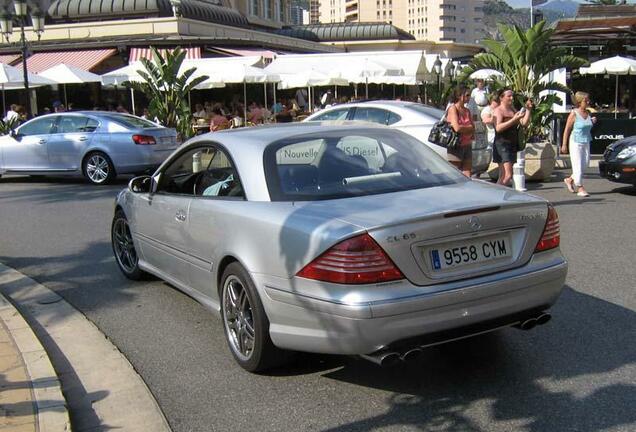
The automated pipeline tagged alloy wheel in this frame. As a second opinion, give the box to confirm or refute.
[86,154,110,183]
[223,275,255,361]
[112,217,138,274]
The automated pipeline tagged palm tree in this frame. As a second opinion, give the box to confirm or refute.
[461,21,587,140]
[125,47,208,140]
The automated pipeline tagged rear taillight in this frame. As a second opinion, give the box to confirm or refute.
[132,134,156,145]
[297,233,404,284]
[535,204,560,252]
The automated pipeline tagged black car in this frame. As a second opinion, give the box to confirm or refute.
[599,137,636,186]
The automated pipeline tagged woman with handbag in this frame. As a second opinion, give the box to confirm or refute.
[493,89,532,186]
[446,86,475,177]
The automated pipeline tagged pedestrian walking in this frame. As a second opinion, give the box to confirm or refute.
[493,89,532,186]
[446,85,475,177]
[561,91,596,197]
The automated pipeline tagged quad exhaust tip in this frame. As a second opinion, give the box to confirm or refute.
[360,312,554,366]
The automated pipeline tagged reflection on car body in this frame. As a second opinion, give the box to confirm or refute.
[112,123,567,372]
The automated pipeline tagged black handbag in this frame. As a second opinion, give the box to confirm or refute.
[428,108,460,151]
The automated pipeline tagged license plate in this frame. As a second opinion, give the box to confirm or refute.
[429,235,511,271]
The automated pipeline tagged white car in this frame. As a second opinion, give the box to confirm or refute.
[305,100,491,174]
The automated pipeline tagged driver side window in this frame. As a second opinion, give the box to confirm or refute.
[18,117,56,136]
[157,146,244,199]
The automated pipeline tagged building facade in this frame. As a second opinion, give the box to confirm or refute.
[318,0,484,44]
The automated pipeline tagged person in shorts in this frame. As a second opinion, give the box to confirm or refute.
[446,86,475,177]
[493,89,532,186]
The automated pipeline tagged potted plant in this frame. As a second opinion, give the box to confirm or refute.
[124,47,208,141]
[461,21,587,180]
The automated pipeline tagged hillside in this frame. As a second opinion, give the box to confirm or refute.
[484,0,578,40]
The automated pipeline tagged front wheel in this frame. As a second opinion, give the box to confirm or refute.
[221,263,290,372]
[83,151,116,185]
[111,210,147,280]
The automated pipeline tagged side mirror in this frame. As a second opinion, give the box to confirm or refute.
[128,175,152,193]
[9,129,19,139]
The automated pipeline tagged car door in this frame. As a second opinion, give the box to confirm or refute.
[185,145,246,298]
[48,114,98,170]
[2,116,57,171]
[131,147,212,286]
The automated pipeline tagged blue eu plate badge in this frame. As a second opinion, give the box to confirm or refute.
[431,250,441,270]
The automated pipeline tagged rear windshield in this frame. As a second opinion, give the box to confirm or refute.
[264,129,465,201]
[99,114,159,129]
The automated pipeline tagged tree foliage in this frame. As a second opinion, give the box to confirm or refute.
[460,21,587,140]
[124,47,208,139]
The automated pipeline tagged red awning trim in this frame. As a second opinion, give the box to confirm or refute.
[26,49,117,73]
[0,54,21,65]
[128,47,201,64]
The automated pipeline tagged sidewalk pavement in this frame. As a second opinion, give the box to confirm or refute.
[0,263,172,432]
[0,292,70,431]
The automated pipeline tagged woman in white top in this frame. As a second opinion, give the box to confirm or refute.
[480,93,500,146]
[561,91,596,197]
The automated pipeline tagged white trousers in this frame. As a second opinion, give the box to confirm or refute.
[569,138,590,187]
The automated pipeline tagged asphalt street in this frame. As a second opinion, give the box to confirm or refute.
[0,172,634,432]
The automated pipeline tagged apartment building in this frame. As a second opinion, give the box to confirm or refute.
[318,0,484,44]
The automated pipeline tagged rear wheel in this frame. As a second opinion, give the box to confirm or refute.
[83,151,116,185]
[221,263,290,372]
[111,210,147,280]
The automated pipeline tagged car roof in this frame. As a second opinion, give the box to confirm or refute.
[185,121,388,150]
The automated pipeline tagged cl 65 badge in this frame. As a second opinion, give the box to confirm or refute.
[387,233,416,243]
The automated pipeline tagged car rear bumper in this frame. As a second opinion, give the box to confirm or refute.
[256,250,567,355]
[599,160,636,184]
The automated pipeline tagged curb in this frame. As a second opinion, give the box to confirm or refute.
[0,292,72,432]
[0,262,172,432]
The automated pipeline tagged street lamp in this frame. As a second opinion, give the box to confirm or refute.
[0,1,45,117]
[433,55,442,107]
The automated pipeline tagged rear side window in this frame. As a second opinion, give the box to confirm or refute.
[265,129,464,201]
[352,108,390,125]
[56,116,96,133]
[100,114,158,129]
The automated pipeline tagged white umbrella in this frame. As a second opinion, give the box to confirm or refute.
[335,59,403,98]
[0,63,55,115]
[469,68,504,80]
[579,55,636,118]
[38,63,102,108]
[276,70,348,112]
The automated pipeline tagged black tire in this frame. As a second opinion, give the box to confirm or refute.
[83,151,116,185]
[220,262,290,372]
[111,210,147,280]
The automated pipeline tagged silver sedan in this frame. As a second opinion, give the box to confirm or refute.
[305,100,491,175]
[0,111,178,184]
[112,123,567,372]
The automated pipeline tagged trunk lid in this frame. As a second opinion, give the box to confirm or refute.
[296,181,550,285]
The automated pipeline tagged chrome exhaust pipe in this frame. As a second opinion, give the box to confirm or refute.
[401,348,423,363]
[516,318,537,331]
[536,312,552,325]
[359,351,402,367]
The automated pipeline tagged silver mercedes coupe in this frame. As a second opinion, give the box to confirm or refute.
[111,123,567,372]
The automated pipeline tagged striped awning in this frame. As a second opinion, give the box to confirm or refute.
[129,47,201,64]
[0,54,21,65]
[26,49,117,73]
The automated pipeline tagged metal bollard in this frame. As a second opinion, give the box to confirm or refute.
[513,150,527,191]
[192,151,201,172]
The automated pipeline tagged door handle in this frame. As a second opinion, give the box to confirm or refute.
[175,210,187,222]
[78,136,88,141]
[38,139,46,144]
